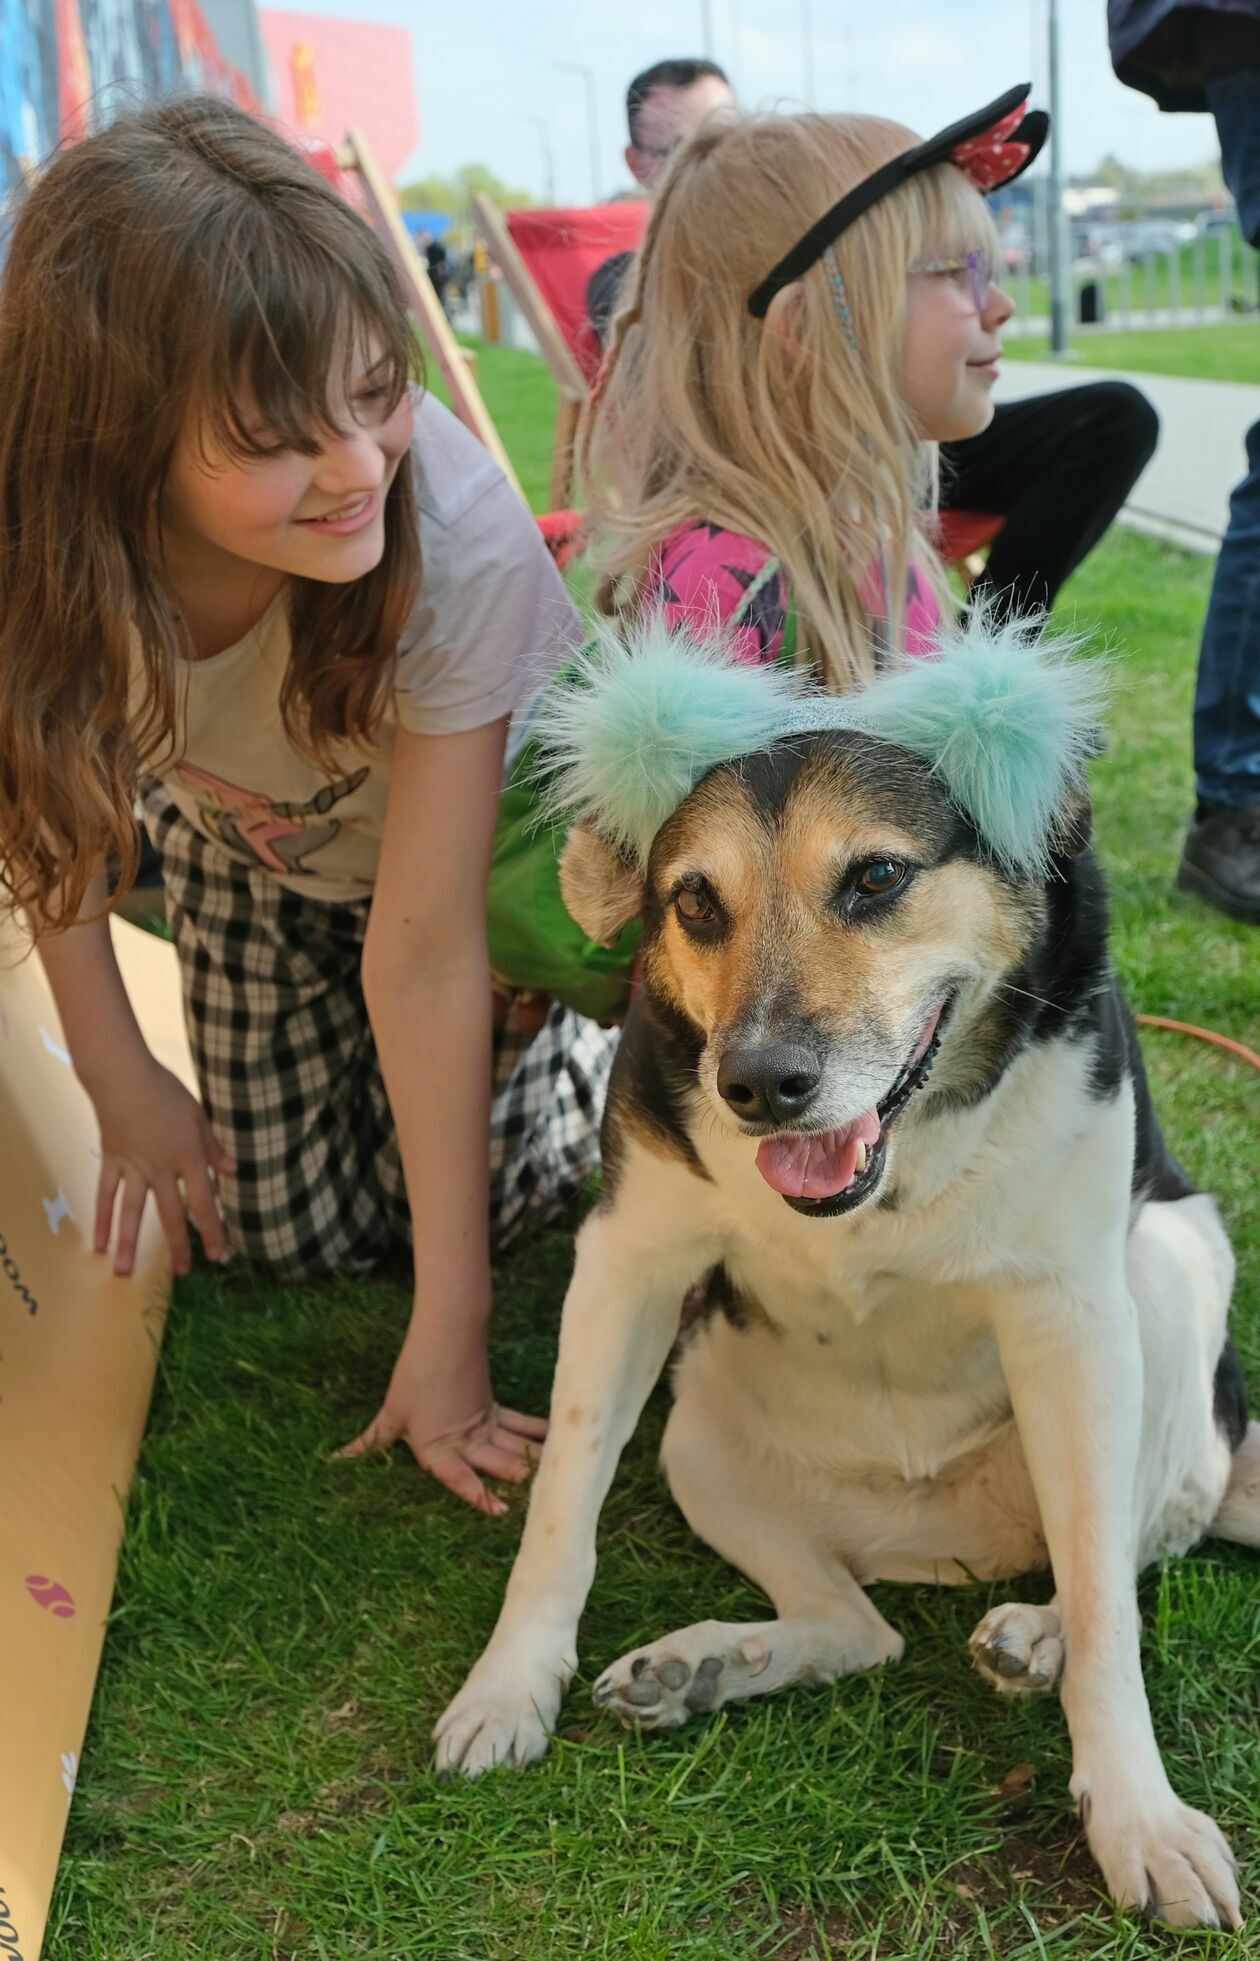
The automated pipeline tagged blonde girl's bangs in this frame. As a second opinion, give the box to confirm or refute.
[897,161,1001,264]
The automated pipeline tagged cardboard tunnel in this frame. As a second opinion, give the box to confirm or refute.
[0,917,191,1959]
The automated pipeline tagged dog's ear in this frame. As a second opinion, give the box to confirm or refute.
[559,824,644,945]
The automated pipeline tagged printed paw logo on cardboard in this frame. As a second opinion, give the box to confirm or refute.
[25,1575,76,1618]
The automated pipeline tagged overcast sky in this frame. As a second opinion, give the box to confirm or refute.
[274,0,1226,199]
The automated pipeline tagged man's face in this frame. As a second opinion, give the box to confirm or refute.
[626,74,735,193]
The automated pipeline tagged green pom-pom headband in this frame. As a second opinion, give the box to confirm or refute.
[538,615,1106,881]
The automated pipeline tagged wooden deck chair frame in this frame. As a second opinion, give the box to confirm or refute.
[339,129,525,504]
[470,192,589,512]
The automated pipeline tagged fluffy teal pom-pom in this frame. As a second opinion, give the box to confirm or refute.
[537,611,1106,879]
[537,616,802,863]
[832,614,1107,875]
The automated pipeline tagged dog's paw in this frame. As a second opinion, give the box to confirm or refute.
[592,1612,903,1730]
[969,1601,1064,1696]
[593,1621,770,1730]
[1075,1772,1242,1931]
[433,1648,569,1780]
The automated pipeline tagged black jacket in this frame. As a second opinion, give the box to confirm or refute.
[1109,0,1260,109]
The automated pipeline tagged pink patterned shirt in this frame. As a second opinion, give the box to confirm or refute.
[645,519,941,668]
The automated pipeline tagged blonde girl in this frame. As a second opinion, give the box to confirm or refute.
[0,97,616,1514]
[583,87,1046,680]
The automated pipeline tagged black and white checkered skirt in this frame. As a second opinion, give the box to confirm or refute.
[141,788,618,1277]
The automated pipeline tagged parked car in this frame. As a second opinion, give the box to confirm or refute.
[1073,222,1127,267]
[1120,219,1196,260]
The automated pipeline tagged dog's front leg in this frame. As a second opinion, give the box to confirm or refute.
[991,1271,1241,1929]
[434,1197,707,1779]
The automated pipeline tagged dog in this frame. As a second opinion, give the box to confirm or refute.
[435,624,1258,1929]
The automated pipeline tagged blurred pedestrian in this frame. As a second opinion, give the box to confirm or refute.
[1110,0,1260,922]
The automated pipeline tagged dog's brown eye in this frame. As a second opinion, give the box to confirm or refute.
[857,859,907,896]
[676,885,714,923]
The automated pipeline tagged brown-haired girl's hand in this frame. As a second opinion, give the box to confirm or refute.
[89,1054,237,1278]
[337,1333,548,1516]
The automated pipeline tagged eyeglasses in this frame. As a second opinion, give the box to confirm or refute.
[907,247,997,313]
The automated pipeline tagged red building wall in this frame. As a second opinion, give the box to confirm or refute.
[259,10,417,180]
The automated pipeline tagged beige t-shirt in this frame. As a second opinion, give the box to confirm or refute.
[141,392,580,903]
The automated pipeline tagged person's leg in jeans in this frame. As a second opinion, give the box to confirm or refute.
[1178,68,1260,923]
[940,382,1159,624]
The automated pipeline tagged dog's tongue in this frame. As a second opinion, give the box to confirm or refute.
[755,1108,882,1200]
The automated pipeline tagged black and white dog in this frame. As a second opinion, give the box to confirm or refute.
[437,626,1257,1929]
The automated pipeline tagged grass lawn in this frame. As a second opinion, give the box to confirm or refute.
[45,355,1260,1959]
[426,337,560,514]
[1005,320,1257,384]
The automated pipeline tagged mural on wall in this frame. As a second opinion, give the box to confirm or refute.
[0,0,257,191]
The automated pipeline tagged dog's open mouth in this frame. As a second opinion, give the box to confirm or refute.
[754,998,951,1217]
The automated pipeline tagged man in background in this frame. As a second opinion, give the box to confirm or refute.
[587,58,733,340]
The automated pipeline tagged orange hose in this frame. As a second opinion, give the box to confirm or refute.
[1135,1014,1260,1073]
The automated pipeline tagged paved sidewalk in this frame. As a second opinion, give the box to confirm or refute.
[994,359,1260,553]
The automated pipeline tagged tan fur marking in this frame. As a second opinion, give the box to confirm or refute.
[646,747,1041,1067]
[651,777,775,1034]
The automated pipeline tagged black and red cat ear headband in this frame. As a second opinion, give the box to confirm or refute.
[747,82,1049,319]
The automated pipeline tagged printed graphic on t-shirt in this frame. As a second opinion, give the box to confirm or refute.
[176,762,370,876]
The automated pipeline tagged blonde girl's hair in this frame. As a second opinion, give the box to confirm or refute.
[0,95,422,928]
[581,109,999,690]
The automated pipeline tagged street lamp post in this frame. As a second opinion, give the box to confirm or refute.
[801,0,815,106]
[1047,0,1071,354]
[556,60,601,205]
[524,115,556,205]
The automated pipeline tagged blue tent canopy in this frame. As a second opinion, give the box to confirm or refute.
[402,210,453,242]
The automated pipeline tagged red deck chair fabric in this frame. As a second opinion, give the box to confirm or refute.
[533,507,585,568]
[504,203,648,387]
[932,509,1004,569]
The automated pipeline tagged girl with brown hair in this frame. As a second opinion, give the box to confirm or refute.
[0,96,614,1512]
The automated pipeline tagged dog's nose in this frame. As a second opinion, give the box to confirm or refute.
[716,1043,822,1124]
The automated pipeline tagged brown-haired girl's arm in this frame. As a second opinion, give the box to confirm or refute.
[343,717,547,1515]
[35,871,235,1277]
